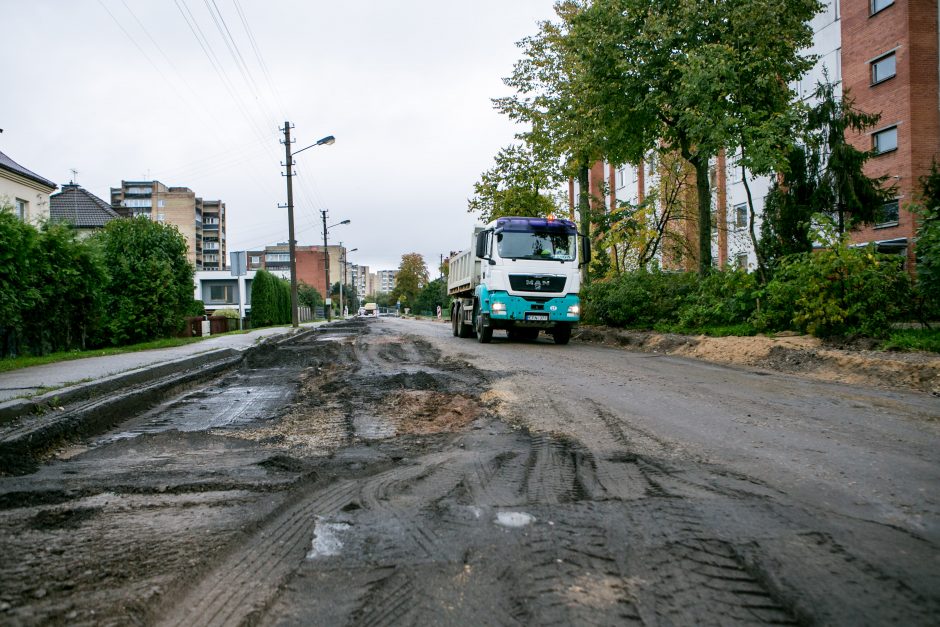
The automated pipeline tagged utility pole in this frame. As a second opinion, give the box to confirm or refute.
[321,209,331,321]
[280,121,300,328]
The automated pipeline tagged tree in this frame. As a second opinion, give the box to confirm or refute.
[25,221,106,354]
[806,78,895,234]
[595,150,697,273]
[568,0,819,275]
[92,216,194,345]
[0,206,41,356]
[249,269,278,327]
[298,282,323,310]
[914,160,940,317]
[495,1,612,284]
[390,253,429,310]
[468,142,560,223]
[758,145,818,274]
[414,277,449,316]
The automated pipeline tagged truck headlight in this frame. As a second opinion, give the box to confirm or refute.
[567,305,580,316]
[492,302,506,313]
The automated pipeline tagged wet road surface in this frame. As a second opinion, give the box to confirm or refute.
[0,318,938,625]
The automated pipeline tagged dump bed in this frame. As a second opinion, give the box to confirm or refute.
[447,248,479,296]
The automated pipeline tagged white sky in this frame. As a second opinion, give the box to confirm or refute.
[1,0,557,272]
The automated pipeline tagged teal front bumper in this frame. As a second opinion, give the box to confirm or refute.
[478,288,580,324]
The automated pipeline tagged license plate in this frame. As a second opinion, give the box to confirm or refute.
[525,313,549,321]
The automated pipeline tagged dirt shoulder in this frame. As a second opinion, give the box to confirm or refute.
[574,326,940,396]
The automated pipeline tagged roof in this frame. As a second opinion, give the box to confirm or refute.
[0,150,57,190]
[50,184,121,228]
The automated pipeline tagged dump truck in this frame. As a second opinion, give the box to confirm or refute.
[447,216,590,344]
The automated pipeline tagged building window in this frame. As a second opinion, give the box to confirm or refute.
[877,199,900,226]
[735,254,748,270]
[266,253,289,263]
[871,53,896,84]
[209,285,234,303]
[873,126,898,154]
[15,198,27,220]
[871,0,894,15]
[734,203,748,228]
[730,158,742,184]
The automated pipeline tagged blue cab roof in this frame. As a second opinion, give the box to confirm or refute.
[493,216,577,233]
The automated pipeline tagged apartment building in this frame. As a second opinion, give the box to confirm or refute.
[580,0,938,271]
[346,264,375,300]
[110,180,227,270]
[376,269,398,294]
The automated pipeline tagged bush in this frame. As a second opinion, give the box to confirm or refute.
[91,217,194,346]
[583,269,698,328]
[753,244,912,338]
[213,308,240,319]
[676,269,758,329]
[250,270,278,327]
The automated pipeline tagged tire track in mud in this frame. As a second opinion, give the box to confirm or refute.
[157,478,363,627]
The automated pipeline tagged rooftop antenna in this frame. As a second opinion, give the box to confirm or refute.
[69,168,79,185]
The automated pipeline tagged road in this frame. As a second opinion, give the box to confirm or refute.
[1,317,938,625]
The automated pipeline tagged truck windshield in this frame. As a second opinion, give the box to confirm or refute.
[496,230,576,261]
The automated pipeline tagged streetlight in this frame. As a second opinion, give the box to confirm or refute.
[340,246,358,317]
[321,212,350,321]
[280,123,335,328]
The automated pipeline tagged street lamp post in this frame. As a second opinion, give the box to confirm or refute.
[280,123,335,327]
[340,245,358,317]
[321,212,350,321]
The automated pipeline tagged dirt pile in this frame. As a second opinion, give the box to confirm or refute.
[575,326,940,395]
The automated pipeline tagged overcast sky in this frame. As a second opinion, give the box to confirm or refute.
[1,0,557,272]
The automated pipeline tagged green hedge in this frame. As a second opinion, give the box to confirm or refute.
[585,245,914,339]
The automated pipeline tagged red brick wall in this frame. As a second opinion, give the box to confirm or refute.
[841,0,939,266]
[295,248,328,295]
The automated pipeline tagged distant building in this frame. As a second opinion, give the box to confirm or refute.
[110,180,226,270]
[0,150,56,224]
[377,269,398,294]
[49,183,120,238]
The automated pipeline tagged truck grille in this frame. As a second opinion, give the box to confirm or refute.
[508,274,566,292]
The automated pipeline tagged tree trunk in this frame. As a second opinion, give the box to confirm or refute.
[690,154,713,275]
[740,158,767,284]
[578,162,591,286]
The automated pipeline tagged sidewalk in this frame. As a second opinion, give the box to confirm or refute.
[0,323,322,404]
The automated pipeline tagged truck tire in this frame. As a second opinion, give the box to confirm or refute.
[451,306,459,336]
[457,304,474,338]
[476,315,492,343]
[552,325,571,345]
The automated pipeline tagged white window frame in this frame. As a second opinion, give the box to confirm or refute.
[873,126,898,154]
[15,198,27,220]
[870,52,896,85]
[735,253,748,270]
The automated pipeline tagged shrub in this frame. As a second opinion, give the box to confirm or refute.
[91,217,194,346]
[583,269,698,328]
[753,244,912,338]
[212,308,240,319]
[250,270,277,327]
[676,269,758,329]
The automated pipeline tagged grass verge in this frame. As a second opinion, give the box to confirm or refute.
[882,328,940,353]
[0,336,211,374]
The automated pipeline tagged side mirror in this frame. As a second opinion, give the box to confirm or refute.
[580,234,592,267]
[475,232,488,259]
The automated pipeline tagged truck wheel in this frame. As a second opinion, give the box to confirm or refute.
[451,306,459,336]
[457,305,474,338]
[552,325,571,345]
[476,315,492,343]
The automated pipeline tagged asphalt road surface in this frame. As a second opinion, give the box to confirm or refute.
[1,317,938,625]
